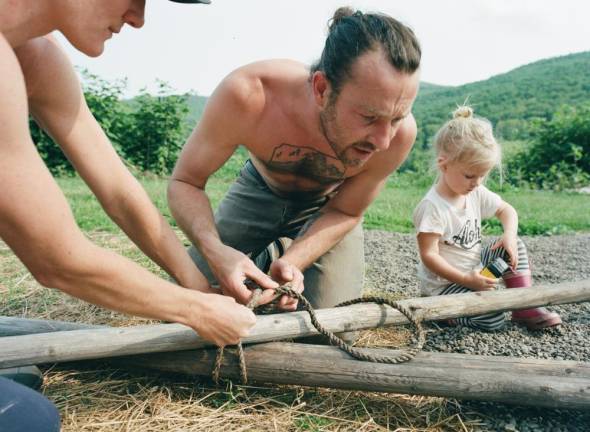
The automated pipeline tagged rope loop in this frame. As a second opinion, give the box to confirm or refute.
[212,283,424,384]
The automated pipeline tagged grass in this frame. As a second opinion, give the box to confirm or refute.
[57,170,590,236]
[372,178,590,235]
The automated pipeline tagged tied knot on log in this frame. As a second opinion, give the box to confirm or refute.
[212,281,425,384]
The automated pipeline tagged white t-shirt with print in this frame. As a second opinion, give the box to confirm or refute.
[412,185,502,295]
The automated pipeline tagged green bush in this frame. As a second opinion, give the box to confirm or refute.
[509,104,590,190]
[121,81,189,175]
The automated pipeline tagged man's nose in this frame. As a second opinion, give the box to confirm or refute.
[368,121,397,152]
[124,0,146,29]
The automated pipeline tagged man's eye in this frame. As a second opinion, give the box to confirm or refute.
[362,115,377,123]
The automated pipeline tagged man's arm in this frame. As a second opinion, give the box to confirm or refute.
[280,116,419,271]
[168,70,278,305]
[0,35,255,346]
[17,36,207,292]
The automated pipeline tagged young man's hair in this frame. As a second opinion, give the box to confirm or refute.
[310,7,421,97]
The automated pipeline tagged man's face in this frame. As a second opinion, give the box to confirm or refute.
[318,49,420,168]
[61,0,146,57]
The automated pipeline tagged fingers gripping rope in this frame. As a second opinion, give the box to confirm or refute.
[212,288,262,384]
[212,284,425,384]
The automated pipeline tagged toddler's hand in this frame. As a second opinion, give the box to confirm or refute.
[462,270,498,291]
[491,235,518,268]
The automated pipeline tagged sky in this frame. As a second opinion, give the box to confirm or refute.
[56,0,590,98]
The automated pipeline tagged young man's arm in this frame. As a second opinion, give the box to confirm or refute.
[18,36,208,292]
[0,35,255,347]
[168,69,279,306]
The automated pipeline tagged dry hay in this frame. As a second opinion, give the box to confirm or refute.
[42,365,482,432]
[2,232,487,431]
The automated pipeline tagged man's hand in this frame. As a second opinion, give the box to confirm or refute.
[462,270,498,291]
[268,258,304,311]
[191,292,257,347]
[209,244,279,306]
[491,234,518,268]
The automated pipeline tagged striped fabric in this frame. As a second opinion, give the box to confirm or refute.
[438,238,530,331]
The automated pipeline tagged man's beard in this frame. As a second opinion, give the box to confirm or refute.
[319,106,374,169]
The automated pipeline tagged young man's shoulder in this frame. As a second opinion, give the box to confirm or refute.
[14,36,79,107]
[234,59,307,81]
[211,59,307,127]
[213,67,266,118]
[223,60,306,100]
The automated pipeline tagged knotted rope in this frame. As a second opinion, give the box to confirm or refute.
[212,283,425,384]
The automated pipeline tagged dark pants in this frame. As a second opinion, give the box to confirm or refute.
[0,377,60,432]
[188,160,365,308]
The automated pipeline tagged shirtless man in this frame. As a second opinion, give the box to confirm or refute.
[169,8,422,314]
[0,1,254,429]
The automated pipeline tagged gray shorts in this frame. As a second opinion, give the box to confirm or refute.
[188,160,365,308]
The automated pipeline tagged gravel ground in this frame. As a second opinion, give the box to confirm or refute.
[364,231,590,431]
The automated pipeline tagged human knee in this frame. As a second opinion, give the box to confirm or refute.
[0,379,60,432]
[513,237,530,262]
[31,394,61,432]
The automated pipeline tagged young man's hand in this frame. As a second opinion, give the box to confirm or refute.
[268,258,304,311]
[208,244,278,306]
[190,292,257,347]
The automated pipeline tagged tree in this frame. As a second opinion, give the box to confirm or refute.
[121,81,190,175]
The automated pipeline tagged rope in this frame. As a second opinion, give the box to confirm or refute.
[213,288,262,384]
[212,283,424,384]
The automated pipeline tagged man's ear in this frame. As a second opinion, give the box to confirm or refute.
[311,71,330,108]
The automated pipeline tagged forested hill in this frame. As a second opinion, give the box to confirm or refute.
[413,51,590,147]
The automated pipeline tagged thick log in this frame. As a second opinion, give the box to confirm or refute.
[121,343,590,410]
[0,280,588,368]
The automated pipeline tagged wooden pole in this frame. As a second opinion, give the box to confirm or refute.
[120,342,590,410]
[5,319,586,408]
[0,280,588,368]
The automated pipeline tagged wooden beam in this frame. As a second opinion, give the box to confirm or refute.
[120,342,590,410]
[0,280,588,368]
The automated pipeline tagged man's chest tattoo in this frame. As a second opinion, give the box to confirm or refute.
[267,143,346,184]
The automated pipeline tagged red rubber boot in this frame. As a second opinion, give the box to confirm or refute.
[504,270,562,330]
